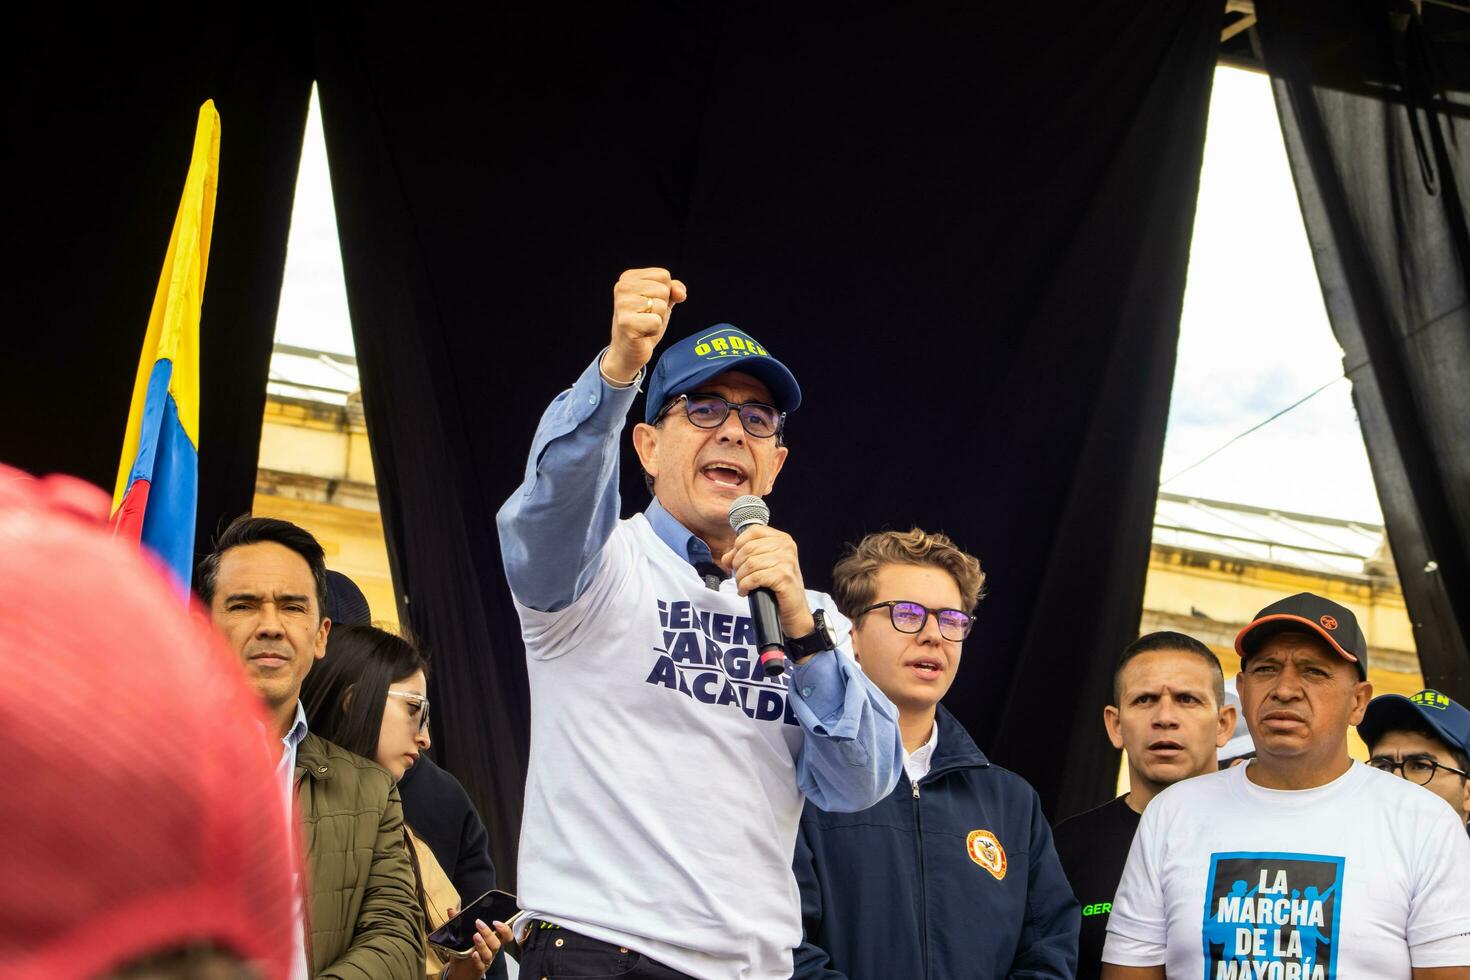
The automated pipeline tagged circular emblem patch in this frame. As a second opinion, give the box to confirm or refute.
[1320,615,1338,631]
[966,830,1007,881]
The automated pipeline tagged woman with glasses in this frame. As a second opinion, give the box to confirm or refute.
[302,625,513,980]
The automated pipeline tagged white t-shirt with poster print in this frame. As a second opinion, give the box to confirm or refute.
[1103,761,1470,979]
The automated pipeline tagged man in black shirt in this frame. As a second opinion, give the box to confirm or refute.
[1052,631,1236,980]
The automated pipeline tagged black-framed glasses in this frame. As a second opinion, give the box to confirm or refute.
[654,393,785,439]
[858,600,973,641]
[388,691,431,734]
[1368,755,1468,785]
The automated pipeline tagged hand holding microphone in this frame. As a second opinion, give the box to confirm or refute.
[724,496,820,676]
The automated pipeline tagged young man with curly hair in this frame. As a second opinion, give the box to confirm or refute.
[791,528,1079,979]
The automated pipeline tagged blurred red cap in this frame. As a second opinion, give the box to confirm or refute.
[0,464,297,978]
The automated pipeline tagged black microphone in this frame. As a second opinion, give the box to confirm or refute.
[728,495,787,678]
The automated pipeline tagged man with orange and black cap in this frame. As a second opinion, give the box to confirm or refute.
[1361,689,1470,829]
[1101,592,1470,980]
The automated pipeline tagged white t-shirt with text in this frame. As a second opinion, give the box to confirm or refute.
[1103,760,1470,979]
[514,514,861,979]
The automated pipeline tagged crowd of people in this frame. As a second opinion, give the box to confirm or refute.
[4,267,1469,979]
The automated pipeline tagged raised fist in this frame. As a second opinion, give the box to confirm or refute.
[603,267,688,383]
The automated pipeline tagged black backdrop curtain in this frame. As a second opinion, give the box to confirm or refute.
[1,9,313,545]
[3,2,1219,886]
[312,0,1220,883]
[1258,0,1470,699]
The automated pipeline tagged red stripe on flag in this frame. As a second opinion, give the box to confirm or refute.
[111,479,152,542]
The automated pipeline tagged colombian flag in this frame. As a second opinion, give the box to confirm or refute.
[111,101,219,589]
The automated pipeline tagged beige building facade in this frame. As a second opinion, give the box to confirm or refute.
[253,346,398,628]
[1144,493,1420,697]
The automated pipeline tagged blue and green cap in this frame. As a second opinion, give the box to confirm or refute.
[1358,689,1470,759]
[644,324,801,424]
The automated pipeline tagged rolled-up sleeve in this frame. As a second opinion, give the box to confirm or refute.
[495,353,639,612]
[788,631,903,813]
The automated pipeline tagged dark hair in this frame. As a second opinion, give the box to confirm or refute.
[1366,718,1470,773]
[108,944,255,979]
[1113,630,1225,707]
[300,625,432,932]
[196,514,328,618]
[300,624,427,762]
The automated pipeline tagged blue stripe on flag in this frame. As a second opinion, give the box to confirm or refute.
[126,359,176,492]
[139,388,199,588]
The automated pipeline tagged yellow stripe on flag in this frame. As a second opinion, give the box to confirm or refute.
[112,100,219,511]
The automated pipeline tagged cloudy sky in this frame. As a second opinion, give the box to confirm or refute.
[273,67,1384,524]
[1159,68,1380,523]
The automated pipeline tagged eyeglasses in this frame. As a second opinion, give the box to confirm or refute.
[654,393,785,439]
[858,600,973,641]
[387,691,431,734]
[1368,755,1468,785]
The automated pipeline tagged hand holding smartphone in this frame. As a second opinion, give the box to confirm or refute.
[428,888,522,958]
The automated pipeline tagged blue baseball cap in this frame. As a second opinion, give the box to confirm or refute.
[1358,689,1470,759]
[324,569,371,627]
[644,324,802,424]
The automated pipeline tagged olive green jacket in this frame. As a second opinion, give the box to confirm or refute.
[295,732,424,979]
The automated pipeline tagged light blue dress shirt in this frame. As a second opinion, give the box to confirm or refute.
[496,353,902,813]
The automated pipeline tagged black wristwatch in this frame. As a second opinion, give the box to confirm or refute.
[786,608,838,660]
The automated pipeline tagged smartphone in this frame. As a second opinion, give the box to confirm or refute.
[427,888,522,955]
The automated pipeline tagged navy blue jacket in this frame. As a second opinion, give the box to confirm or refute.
[793,706,1079,979]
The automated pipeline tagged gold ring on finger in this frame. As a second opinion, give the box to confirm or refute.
[641,296,656,315]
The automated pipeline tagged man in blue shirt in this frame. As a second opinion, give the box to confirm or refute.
[793,528,1079,979]
[496,267,903,980]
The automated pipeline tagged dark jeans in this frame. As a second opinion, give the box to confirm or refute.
[517,924,695,980]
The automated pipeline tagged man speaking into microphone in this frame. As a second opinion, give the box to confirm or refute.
[497,268,902,979]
